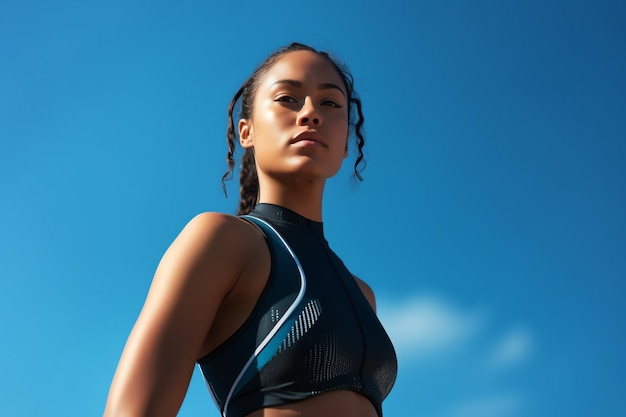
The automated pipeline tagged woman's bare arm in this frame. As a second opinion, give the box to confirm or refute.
[103,212,246,417]
[354,275,377,312]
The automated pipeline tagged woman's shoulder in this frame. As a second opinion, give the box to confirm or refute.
[155,211,265,292]
[179,211,264,253]
[186,211,241,227]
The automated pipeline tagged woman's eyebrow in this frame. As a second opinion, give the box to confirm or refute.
[272,79,346,97]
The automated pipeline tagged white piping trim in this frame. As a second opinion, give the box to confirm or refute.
[222,216,307,417]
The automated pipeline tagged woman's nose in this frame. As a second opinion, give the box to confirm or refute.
[297,97,322,126]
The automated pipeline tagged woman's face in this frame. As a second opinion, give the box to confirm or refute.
[239,50,350,182]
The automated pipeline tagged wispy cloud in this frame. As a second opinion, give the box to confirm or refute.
[485,326,533,371]
[377,295,485,362]
[443,394,524,417]
[378,293,534,417]
[378,294,534,368]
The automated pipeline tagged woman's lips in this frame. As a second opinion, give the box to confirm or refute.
[290,131,327,147]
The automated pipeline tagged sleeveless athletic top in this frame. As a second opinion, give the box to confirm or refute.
[197,204,397,417]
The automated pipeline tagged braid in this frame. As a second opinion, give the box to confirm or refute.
[237,148,259,215]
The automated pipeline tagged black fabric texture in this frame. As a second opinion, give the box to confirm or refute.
[197,204,397,417]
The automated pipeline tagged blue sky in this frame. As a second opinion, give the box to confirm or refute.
[1,1,624,416]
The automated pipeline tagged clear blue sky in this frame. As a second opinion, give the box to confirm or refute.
[1,1,624,416]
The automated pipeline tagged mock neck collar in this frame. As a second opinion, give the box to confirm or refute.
[248,203,325,241]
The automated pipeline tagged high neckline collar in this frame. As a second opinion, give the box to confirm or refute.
[248,203,325,240]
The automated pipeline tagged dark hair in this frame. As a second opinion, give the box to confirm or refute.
[222,42,366,215]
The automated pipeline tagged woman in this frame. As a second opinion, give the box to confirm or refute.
[103,43,397,417]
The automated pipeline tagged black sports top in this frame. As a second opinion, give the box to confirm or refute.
[197,204,397,417]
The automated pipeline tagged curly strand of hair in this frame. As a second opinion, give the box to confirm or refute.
[351,96,366,181]
[237,148,258,215]
[221,85,245,196]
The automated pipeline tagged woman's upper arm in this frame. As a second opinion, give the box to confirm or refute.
[354,275,377,312]
[104,212,245,417]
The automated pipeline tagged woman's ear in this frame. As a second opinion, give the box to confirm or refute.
[239,119,254,148]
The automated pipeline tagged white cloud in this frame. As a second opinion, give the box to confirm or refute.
[442,394,523,417]
[377,295,485,362]
[378,293,533,417]
[486,327,533,371]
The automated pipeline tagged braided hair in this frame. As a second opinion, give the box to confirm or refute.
[222,43,366,215]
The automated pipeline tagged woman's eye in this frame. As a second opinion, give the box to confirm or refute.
[322,100,342,108]
[276,96,297,103]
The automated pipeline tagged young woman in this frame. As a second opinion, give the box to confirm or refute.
[103,43,397,417]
